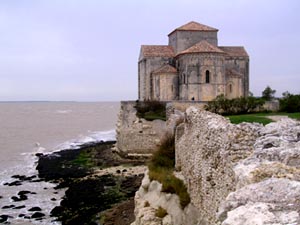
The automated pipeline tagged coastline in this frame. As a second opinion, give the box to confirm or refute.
[36,140,146,225]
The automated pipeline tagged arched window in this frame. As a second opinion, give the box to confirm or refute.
[229,84,233,93]
[205,70,210,83]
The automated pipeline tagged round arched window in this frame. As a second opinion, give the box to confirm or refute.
[205,70,210,83]
[229,84,233,93]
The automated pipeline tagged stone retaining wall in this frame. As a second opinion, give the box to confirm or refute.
[115,101,167,155]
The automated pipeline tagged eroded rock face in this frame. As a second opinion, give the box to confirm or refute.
[175,107,300,224]
[132,107,300,225]
[175,107,262,224]
[131,171,201,225]
[219,118,300,225]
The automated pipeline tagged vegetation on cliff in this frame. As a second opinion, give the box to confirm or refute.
[135,100,166,121]
[227,112,300,125]
[204,94,265,115]
[148,133,190,208]
[279,92,300,113]
[205,91,299,124]
[36,141,145,225]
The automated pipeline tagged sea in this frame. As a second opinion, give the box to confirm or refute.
[0,102,120,224]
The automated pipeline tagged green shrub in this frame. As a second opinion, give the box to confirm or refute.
[135,100,166,121]
[279,92,300,113]
[205,95,265,115]
[155,207,167,218]
[150,133,175,169]
[148,133,190,208]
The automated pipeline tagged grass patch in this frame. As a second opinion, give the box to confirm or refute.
[148,134,190,208]
[226,112,300,125]
[155,207,167,218]
[135,100,166,121]
[283,112,300,120]
[142,111,166,121]
[72,150,94,168]
[226,114,273,125]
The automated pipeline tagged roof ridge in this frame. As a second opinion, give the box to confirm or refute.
[152,64,177,74]
[168,21,218,36]
[176,40,225,56]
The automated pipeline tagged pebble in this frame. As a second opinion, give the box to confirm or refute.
[28,207,42,212]
[13,205,26,209]
[2,205,15,209]
[0,215,13,223]
[31,212,45,219]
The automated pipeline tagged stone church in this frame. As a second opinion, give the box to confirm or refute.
[138,21,249,101]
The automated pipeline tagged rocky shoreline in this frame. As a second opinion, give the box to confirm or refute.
[1,141,147,225]
[38,141,147,225]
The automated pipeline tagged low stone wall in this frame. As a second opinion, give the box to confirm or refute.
[115,101,167,155]
[263,100,279,111]
[175,107,300,224]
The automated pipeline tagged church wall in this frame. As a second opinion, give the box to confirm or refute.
[225,57,249,97]
[138,60,146,100]
[169,31,218,54]
[152,73,179,101]
[226,76,243,99]
[177,53,225,101]
[152,74,160,101]
[160,73,179,101]
[138,57,170,100]
[168,32,178,54]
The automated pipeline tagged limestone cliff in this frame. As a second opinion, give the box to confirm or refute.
[131,107,300,225]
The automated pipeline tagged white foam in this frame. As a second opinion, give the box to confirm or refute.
[55,110,72,114]
[53,129,116,151]
[0,129,116,224]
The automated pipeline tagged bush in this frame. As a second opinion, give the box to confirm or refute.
[204,95,265,115]
[148,133,190,208]
[279,92,300,113]
[155,207,167,218]
[150,133,175,169]
[135,100,166,121]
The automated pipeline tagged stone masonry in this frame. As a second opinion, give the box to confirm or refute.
[138,21,249,101]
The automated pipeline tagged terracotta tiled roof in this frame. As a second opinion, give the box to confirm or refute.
[140,45,175,58]
[176,40,225,56]
[219,46,249,57]
[169,21,218,36]
[152,65,177,74]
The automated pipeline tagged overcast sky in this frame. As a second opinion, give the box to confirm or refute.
[0,0,299,101]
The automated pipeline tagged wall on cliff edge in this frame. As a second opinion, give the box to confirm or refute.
[116,101,193,155]
[115,101,167,155]
[175,107,300,224]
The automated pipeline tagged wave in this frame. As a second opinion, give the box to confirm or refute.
[52,129,116,152]
[55,110,72,114]
[0,129,117,224]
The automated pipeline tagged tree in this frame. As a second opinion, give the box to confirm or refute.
[279,91,300,112]
[262,86,276,101]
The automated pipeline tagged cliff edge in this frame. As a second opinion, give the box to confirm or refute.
[132,107,300,225]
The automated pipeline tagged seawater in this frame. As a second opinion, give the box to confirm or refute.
[0,102,120,224]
